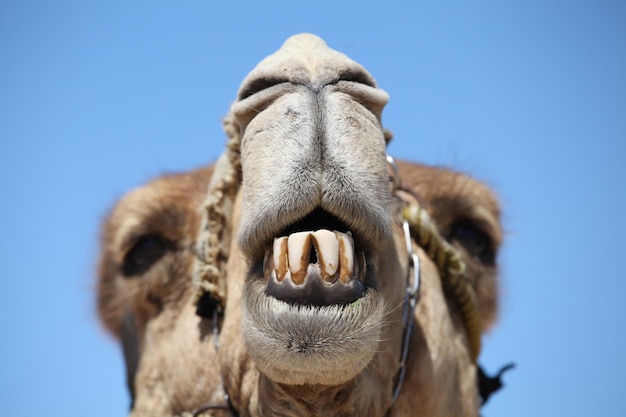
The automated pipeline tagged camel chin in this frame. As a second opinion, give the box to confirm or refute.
[242,281,384,385]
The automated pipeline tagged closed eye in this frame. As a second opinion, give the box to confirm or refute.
[448,220,495,265]
[121,235,173,277]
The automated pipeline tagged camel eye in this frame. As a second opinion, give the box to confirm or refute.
[449,221,494,265]
[122,235,171,277]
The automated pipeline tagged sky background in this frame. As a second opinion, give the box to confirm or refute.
[1,1,625,416]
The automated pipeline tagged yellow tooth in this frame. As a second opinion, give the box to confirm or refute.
[358,251,367,282]
[312,230,339,279]
[263,248,272,279]
[273,237,288,281]
[288,231,312,284]
[335,231,355,284]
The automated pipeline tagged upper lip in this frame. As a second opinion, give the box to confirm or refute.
[239,195,392,261]
[260,207,364,255]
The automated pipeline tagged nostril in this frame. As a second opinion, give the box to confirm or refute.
[337,69,376,87]
[238,76,288,100]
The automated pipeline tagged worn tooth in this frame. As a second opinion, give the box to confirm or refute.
[288,232,312,284]
[358,252,367,282]
[288,232,312,275]
[312,230,339,280]
[263,247,272,279]
[335,231,355,283]
[273,237,289,281]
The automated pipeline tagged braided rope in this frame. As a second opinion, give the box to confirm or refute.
[402,203,482,362]
[192,115,241,305]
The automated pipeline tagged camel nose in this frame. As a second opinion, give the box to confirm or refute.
[236,33,378,99]
[233,34,393,259]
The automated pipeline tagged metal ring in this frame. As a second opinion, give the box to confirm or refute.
[387,154,401,191]
[402,220,412,258]
[409,252,420,297]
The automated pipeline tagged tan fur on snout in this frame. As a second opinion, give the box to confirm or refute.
[233,34,392,259]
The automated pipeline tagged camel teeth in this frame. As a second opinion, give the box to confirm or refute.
[312,230,339,281]
[358,251,367,283]
[335,231,355,284]
[273,237,289,281]
[269,230,364,287]
[263,247,273,278]
[287,231,312,284]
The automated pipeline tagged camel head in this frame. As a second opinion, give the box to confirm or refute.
[97,34,504,417]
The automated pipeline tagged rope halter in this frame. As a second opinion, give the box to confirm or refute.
[388,155,482,364]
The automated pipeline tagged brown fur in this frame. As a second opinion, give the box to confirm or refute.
[97,161,501,417]
[97,166,228,414]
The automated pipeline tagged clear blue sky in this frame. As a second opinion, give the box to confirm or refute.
[1,1,625,416]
